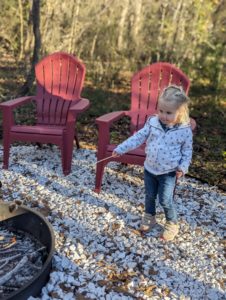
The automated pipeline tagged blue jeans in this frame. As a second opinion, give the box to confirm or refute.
[144,169,178,223]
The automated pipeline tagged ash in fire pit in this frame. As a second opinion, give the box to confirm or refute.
[0,227,47,298]
[0,201,54,300]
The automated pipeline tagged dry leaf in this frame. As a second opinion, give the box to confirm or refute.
[112,223,121,230]
[75,292,92,300]
[129,228,143,236]
[97,280,110,287]
[59,282,73,292]
[217,279,225,290]
[219,239,226,246]
[162,287,171,296]
[111,286,135,298]
[149,267,159,276]
[49,292,60,298]
[144,285,157,296]
[108,270,136,285]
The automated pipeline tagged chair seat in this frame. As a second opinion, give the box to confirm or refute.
[11,125,65,136]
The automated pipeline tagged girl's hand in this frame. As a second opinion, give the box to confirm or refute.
[176,169,183,179]
[112,151,120,158]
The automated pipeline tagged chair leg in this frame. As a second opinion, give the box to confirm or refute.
[62,134,74,175]
[61,146,72,175]
[74,127,80,149]
[94,161,106,193]
[3,138,10,169]
[74,135,80,149]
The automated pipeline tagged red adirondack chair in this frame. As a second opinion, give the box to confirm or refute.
[0,52,90,175]
[94,62,196,193]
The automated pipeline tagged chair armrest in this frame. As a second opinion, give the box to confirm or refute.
[95,111,126,127]
[0,96,35,110]
[190,117,196,132]
[69,98,90,113]
[95,111,126,152]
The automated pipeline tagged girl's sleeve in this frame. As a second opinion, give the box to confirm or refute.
[114,120,151,155]
[178,128,193,174]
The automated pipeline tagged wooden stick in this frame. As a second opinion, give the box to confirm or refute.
[0,256,28,286]
[0,253,21,264]
[96,154,118,164]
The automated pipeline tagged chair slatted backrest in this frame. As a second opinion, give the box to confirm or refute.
[35,52,85,125]
[128,62,190,133]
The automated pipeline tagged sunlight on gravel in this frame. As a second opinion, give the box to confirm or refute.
[0,145,225,300]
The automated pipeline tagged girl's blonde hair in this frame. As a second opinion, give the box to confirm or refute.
[159,85,190,124]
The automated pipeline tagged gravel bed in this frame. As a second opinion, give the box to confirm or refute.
[0,145,225,300]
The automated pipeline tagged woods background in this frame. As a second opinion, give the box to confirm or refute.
[0,0,225,189]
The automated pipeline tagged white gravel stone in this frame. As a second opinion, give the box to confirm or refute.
[1,145,225,300]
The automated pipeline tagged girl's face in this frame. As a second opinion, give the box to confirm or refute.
[157,100,179,125]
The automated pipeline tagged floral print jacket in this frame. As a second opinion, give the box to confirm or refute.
[114,116,193,175]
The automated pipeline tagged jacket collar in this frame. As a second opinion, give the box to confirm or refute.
[149,115,190,130]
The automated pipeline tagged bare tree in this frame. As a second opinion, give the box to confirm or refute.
[20,0,41,95]
[157,1,168,61]
[117,0,129,50]
[132,0,142,42]
[18,0,24,60]
[68,0,81,53]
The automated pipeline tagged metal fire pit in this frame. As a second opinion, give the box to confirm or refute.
[0,201,55,300]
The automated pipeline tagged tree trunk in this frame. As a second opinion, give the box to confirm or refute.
[90,33,98,59]
[157,1,168,61]
[24,2,33,56]
[117,0,129,51]
[132,0,142,43]
[68,0,81,54]
[18,0,24,60]
[20,0,41,95]
[165,0,183,60]
[32,0,41,67]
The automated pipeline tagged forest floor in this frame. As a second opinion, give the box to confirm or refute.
[0,52,225,191]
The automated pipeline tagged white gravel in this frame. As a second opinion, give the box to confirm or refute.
[0,145,225,300]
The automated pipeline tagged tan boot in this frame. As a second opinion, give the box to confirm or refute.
[162,221,179,241]
[139,213,156,233]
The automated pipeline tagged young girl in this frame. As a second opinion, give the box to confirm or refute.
[113,85,193,241]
